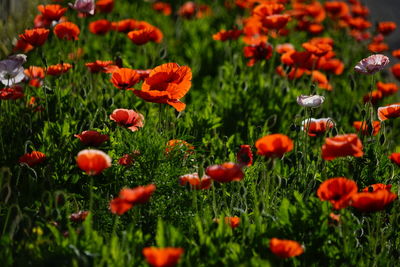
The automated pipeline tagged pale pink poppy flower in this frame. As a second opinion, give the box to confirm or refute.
[109,108,144,132]
[0,54,27,86]
[69,0,95,15]
[354,54,389,74]
[297,95,325,108]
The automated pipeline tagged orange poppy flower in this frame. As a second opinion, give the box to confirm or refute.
[377,103,400,121]
[243,42,273,67]
[165,139,194,155]
[348,17,371,30]
[19,151,46,167]
[109,197,133,215]
[302,118,335,137]
[351,3,369,17]
[74,130,109,146]
[368,42,389,53]
[255,134,293,158]
[317,177,358,209]
[142,247,184,267]
[362,184,392,192]
[54,22,80,41]
[263,14,290,29]
[311,71,332,91]
[13,39,34,53]
[127,27,163,45]
[317,58,344,75]
[119,184,156,205]
[178,1,197,19]
[377,21,397,35]
[96,0,114,13]
[321,134,363,160]
[85,60,117,73]
[324,1,349,18]
[215,216,241,229]
[0,86,24,100]
[351,190,397,212]
[392,49,400,59]
[112,19,137,33]
[269,238,304,258]
[376,81,398,96]
[110,68,140,89]
[237,145,253,166]
[352,121,381,136]
[302,42,332,57]
[179,173,211,190]
[392,63,400,80]
[252,3,285,18]
[276,43,295,54]
[24,66,45,87]
[205,162,244,183]
[37,4,67,21]
[133,63,192,112]
[46,63,72,76]
[152,2,172,16]
[19,28,50,47]
[363,90,383,105]
[89,19,112,35]
[212,29,242,41]
[76,149,112,175]
[389,152,400,166]
[109,109,144,132]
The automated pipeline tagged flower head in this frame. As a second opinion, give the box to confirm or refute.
[237,145,253,166]
[110,68,140,89]
[110,109,144,132]
[302,118,334,137]
[351,190,397,212]
[74,130,109,146]
[19,28,50,47]
[0,54,26,86]
[37,4,67,21]
[54,22,80,41]
[76,149,111,175]
[297,95,325,108]
[255,134,293,158]
[269,238,304,258]
[110,184,156,215]
[205,162,244,183]
[142,247,184,267]
[321,134,364,160]
[377,103,400,121]
[69,0,95,15]
[354,54,389,74]
[317,177,358,209]
[179,173,211,190]
[19,151,46,167]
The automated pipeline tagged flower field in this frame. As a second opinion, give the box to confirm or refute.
[1,0,400,266]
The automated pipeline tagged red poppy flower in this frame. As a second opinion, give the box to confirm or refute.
[237,145,253,166]
[111,19,137,33]
[19,28,50,47]
[37,4,67,21]
[276,43,295,54]
[377,21,397,35]
[13,39,34,53]
[69,211,90,222]
[76,149,112,175]
[317,177,358,209]
[54,22,80,41]
[205,162,244,183]
[389,152,400,166]
[255,134,293,158]
[152,2,172,16]
[212,29,242,42]
[225,216,240,228]
[392,63,400,80]
[351,190,397,212]
[133,63,192,112]
[324,1,349,18]
[178,1,197,19]
[351,3,369,17]
[392,49,400,59]
[252,3,285,18]
[262,14,290,30]
[89,19,112,35]
[302,42,332,57]
[33,14,52,28]
[46,63,72,76]
[243,42,273,67]
[85,60,117,73]
[118,154,134,166]
[0,86,24,100]
[352,121,381,136]
[127,27,163,45]
[110,184,156,215]
[74,130,109,146]
[302,118,335,137]
[179,173,211,190]
[109,108,144,132]
[110,68,140,89]
[19,151,46,167]
[142,247,184,267]
[377,103,400,121]
[348,17,371,30]
[165,139,194,155]
[269,238,304,259]
[368,42,389,53]
[377,81,398,96]
[321,134,364,160]
[362,184,392,192]
[311,71,332,91]
[96,0,114,13]
[24,66,45,87]
[363,90,383,105]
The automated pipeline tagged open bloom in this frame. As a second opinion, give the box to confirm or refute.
[212,29,242,41]
[25,66,45,87]
[110,68,140,89]
[389,152,400,166]
[127,27,163,45]
[243,42,273,67]
[269,238,304,259]
[321,134,363,160]
[152,2,172,16]
[353,121,380,136]
[0,54,26,86]
[142,247,184,267]
[19,151,46,167]
[255,134,293,158]
[377,103,400,121]
[133,63,192,112]
[237,145,253,166]
[297,95,325,108]
[54,22,80,41]
[179,173,211,190]
[351,190,397,212]
[376,82,398,96]
[69,0,95,15]
[76,149,111,175]
[354,54,389,74]
[19,28,50,47]
[317,177,358,209]
[85,60,117,73]
[110,184,156,215]
[74,130,109,146]
[37,4,67,21]
[109,109,144,132]
[0,86,24,100]
[302,118,334,137]
[377,21,397,35]
[205,162,244,183]
[89,19,112,35]
[46,63,72,76]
